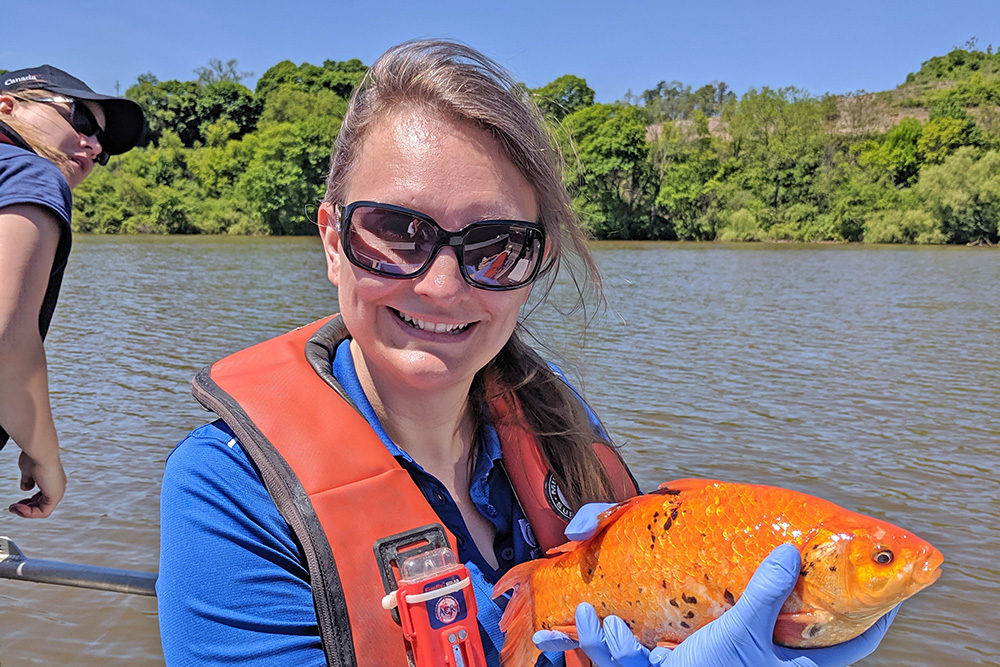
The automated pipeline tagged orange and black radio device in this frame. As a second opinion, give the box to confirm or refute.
[376,524,488,667]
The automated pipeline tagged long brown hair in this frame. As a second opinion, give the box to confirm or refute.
[1,90,74,179]
[324,39,620,508]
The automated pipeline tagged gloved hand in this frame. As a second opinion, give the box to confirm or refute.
[533,544,900,667]
[563,501,617,541]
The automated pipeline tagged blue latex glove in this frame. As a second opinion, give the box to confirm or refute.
[533,544,900,667]
[563,501,617,541]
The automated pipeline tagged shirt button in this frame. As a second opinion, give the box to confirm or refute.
[500,547,515,561]
[433,490,447,504]
[486,504,498,517]
[456,535,466,546]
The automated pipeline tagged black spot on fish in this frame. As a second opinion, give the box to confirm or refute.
[664,517,673,531]
[670,508,679,521]
[661,580,668,589]
[682,594,698,604]
[680,621,691,629]
[724,589,736,606]
[670,598,679,608]
[601,601,608,610]
[829,566,837,572]
[800,570,808,577]
[664,488,681,496]
[653,511,660,518]
[685,611,695,619]
[648,523,653,531]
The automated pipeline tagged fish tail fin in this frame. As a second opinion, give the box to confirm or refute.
[494,559,545,667]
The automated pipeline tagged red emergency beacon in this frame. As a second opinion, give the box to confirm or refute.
[381,545,487,667]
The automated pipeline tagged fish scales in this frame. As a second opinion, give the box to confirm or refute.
[494,478,942,667]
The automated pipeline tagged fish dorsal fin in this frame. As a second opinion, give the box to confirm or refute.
[655,478,723,496]
[544,496,646,555]
[546,479,724,556]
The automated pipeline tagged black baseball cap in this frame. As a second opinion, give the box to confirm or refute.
[2,64,144,155]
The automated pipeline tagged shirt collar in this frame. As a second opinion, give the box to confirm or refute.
[331,338,503,484]
[331,338,411,461]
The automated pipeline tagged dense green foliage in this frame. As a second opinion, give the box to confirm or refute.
[69,46,1000,243]
[73,59,358,235]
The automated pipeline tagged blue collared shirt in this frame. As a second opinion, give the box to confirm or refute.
[332,340,544,575]
[333,341,561,666]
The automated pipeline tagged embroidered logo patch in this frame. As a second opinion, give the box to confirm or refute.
[544,472,574,522]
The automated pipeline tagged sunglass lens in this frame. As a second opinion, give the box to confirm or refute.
[347,205,437,276]
[72,103,102,138]
[463,224,541,288]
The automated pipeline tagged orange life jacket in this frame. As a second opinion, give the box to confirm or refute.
[192,315,638,667]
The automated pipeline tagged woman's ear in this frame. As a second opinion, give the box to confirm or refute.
[0,94,17,116]
[318,201,342,287]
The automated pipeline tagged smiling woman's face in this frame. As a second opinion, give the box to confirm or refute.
[319,107,538,399]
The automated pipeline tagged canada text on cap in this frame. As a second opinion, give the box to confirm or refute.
[2,64,144,155]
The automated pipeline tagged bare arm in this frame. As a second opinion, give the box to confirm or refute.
[0,204,67,518]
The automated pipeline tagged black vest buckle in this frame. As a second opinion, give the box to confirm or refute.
[373,523,450,624]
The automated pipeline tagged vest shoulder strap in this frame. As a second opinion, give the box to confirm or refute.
[193,316,453,667]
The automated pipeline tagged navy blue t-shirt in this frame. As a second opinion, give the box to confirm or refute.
[0,138,73,449]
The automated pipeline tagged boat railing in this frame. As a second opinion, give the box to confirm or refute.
[0,536,157,596]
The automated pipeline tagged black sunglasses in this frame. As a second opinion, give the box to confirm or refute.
[336,201,546,291]
[28,96,109,165]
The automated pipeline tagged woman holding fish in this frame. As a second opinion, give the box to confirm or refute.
[157,40,935,667]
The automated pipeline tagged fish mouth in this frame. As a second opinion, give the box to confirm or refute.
[912,547,944,587]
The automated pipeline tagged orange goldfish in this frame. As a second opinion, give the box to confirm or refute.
[494,478,942,667]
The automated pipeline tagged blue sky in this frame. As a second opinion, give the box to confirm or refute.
[6,1,999,103]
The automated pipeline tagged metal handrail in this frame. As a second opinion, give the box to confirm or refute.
[0,536,157,596]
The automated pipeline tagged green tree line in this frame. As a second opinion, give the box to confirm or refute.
[47,46,1000,242]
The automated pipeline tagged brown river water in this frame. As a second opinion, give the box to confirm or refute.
[0,236,997,665]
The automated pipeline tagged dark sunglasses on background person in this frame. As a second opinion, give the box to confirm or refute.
[17,95,110,165]
[336,201,546,291]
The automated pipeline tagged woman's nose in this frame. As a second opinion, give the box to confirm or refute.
[82,132,103,157]
[414,248,468,296]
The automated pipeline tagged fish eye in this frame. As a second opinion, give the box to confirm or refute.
[873,549,894,565]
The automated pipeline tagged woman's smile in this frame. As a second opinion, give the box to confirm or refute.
[392,308,473,335]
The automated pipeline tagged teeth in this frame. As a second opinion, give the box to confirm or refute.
[398,311,469,334]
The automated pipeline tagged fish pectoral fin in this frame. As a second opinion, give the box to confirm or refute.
[549,625,579,641]
[775,610,825,645]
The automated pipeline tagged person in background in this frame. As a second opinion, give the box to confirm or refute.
[0,65,143,518]
[157,40,897,666]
